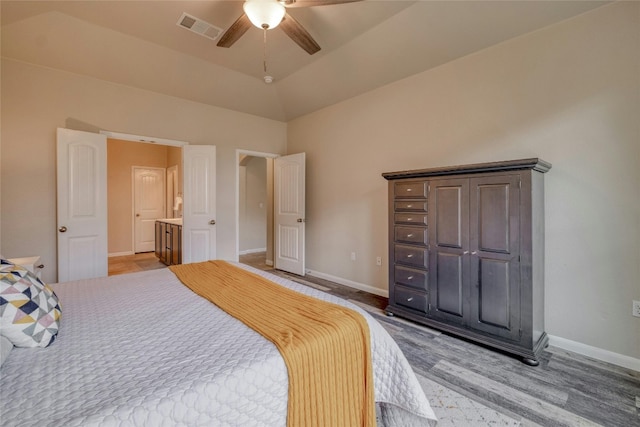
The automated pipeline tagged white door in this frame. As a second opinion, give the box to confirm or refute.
[133,167,165,253]
[56,128,108,282]
[274,153,305,276]
[183,145,216,263]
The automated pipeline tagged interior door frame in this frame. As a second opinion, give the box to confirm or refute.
[234,149,279,264]
[99,131,188,261]
[166,165,179,218]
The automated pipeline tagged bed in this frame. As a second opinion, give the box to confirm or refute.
[0,259,436,426]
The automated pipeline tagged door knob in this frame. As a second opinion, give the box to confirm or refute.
[136,214,140,217]
[297,218,305,223]
[59,226,67,233]
[209,220,216,225]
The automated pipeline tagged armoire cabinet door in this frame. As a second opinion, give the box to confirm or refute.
[428,177,469,326]
[468,174,521,341]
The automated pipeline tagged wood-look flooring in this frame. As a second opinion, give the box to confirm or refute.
[108,252,165,276]
[111,251,640,427]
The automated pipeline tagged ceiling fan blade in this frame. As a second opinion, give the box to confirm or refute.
[280,12,321,55]
[217,13,252,48]
[280,0,362,8]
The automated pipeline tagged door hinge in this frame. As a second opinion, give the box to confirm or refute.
[519,329,523,338]
[518,179,521,189]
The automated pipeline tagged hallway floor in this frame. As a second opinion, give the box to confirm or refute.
[108,252,165,276]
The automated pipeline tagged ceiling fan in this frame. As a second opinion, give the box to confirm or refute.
[217,0,362,55]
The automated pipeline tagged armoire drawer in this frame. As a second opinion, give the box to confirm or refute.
[394,200,427,212]
[394,226,427,245]
[394,266,428,291]
[394,245,428,269]
[394,182,427,198]
[394,286,428,314]
[394,213,427,226]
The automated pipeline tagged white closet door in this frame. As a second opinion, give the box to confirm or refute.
[182,145,217,263]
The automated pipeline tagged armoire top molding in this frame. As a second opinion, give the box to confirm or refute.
[382,158,552,180]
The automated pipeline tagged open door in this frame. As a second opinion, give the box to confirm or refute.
[182,145,217,263]
[274,152,305,276]
[56,128,108,282]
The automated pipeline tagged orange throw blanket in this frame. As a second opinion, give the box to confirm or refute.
[169,261,376,427]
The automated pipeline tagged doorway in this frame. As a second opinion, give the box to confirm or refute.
[236,150,277,269]
[57,128,218,282]
[235,150,306,276]
[107,139,182,259]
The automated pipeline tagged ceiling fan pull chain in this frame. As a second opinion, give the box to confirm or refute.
[263,26,268,74]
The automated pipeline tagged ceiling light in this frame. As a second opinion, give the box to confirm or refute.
[243,0,285,30]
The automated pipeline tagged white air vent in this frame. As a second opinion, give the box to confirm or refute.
[177,12,223,41]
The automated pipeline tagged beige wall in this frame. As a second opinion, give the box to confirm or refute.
[107,139,171,254]
[288,2,640,361]
[0,59,287,283]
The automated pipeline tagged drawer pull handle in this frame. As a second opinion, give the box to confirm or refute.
[407,254,413,258]
[407,233,413,238]
[407,276,414,280]
[407,297,414,302]
[406,188,412,192]
[407,204,413,208]
[407,218,413,221]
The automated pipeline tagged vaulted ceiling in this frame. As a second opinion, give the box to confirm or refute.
[1,1,609,121]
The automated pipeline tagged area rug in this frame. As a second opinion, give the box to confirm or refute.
[416,374,521,426]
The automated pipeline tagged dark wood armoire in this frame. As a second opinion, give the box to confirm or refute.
[383,158,551,365]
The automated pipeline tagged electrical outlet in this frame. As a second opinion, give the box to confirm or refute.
[633,300,640,318]
[350,252,356,261]
[376,256,382,266]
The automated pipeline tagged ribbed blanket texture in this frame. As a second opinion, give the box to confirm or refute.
[169,261,376,427]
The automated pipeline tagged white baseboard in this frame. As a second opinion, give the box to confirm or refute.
[302,269,639,373]
[548,335,640,372]
[305,269,389,298]
[108,251,134,257]
[239,248,267,255]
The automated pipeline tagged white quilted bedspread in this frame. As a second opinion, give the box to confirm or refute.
[0,263,436,426]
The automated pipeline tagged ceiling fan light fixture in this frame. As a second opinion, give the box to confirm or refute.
[243,0,286,30]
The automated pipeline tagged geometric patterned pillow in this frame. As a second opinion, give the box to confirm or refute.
[0,261,61,347]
